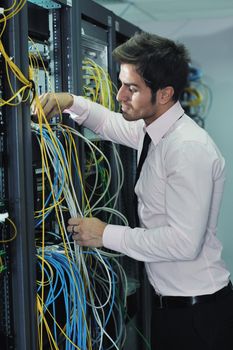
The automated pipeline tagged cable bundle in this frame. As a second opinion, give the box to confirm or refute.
[37,247,128,350]
[30,40,129,348]
[31,116,128,348]
[82,58,118,111]
[181,65,212,128]
[37,250,88,350]
[0,5,34,108]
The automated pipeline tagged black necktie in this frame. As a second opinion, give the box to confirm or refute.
[134,132,151,226]
[135,132,151,185]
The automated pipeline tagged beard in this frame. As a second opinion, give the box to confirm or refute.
[121,111,132,121]
[121,106,138,121]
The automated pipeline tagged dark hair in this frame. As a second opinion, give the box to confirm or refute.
[112,31,190,102]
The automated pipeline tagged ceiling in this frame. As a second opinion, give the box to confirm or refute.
[92,0,233,33]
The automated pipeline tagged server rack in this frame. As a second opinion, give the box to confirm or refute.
[70,0,117,224]
[27,2,82,350]
[0,2,37,349]
[28,0,73,236]
[0,1,73,349]
[0,0,152,348]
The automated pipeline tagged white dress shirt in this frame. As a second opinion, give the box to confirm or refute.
[69,96,230,296]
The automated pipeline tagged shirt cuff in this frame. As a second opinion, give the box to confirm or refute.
[103,224,127,253]
[64,96,90,124]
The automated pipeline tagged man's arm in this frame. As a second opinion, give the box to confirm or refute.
[38,92,142,150]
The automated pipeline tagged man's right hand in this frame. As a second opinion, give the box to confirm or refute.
[36,92,74,120]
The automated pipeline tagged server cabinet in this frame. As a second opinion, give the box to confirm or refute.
[68,0,127,238]
[1,1,73,349]
[28,0,131,348]
[28,0,73,235]
[0,0,152,348]
[0,2,37,349]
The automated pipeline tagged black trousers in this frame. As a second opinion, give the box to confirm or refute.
[151,289,233,350]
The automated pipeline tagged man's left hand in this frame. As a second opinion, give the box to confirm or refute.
[67,217,107,247]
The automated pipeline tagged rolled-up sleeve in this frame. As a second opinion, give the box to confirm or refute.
[67,96,142,149]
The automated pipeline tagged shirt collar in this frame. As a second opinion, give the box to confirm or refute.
[145,101,184,147]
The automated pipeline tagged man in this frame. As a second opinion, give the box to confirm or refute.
[40,32,233,349]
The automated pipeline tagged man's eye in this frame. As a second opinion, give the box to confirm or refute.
[129,86,137,93]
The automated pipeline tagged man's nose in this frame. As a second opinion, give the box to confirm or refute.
[116,86,129,102]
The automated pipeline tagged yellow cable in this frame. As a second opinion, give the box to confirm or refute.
[183,86,203,107]
[37,255,54,287]
[0,0,27,22]
[0,217,17,243]
[0,12,7,39]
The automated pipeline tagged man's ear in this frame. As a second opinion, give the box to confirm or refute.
[158,86,174,104]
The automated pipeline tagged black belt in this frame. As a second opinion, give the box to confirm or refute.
[153,282,233,309]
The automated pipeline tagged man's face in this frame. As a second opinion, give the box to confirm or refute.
[117,63,159,125]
